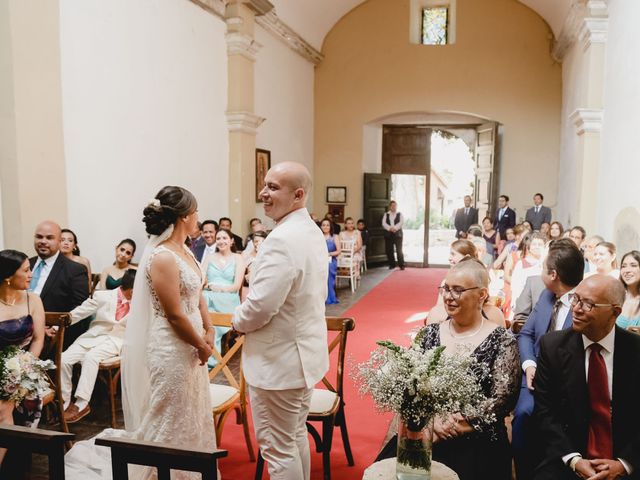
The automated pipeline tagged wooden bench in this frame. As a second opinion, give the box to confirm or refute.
[95,436,227,480]
[0,424,74,479]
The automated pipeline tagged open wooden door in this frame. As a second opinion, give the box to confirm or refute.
[363,173,391,265]
[474,123,499,220]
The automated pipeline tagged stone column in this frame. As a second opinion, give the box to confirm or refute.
[225,0,269,237]
[569,0,607,234]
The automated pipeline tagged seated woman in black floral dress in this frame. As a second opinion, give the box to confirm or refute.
[376,257,520,480]
[0,249,46,466]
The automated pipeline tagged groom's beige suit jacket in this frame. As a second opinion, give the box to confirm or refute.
[233,207,329,390]
[69,289,128,350]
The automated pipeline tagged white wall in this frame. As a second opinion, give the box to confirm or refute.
[598,0,640,252]
[254,25,315,230]
[59,0,229,269]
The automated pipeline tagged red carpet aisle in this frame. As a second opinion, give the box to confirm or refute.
[218,267,447,479]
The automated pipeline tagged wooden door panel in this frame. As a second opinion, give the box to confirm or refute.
[363,173,391,264]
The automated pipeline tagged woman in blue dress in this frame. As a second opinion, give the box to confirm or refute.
[321,219,341,305]
[617,250,640,329]
[0,250,45,466]
[201,229,245,367]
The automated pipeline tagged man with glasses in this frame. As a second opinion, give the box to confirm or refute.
[532,274,640,479]
[513,239,584,480]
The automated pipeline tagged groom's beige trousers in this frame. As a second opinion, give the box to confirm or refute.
[249,385,313,480]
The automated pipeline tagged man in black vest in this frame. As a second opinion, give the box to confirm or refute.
[382,200,405,270]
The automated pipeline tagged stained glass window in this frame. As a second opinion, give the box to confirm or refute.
[422,7,448,45]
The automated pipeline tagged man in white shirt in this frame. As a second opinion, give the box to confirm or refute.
[198,220,218,262]
[533,275,640,479]
[381,200,405,270]
[525,193,552,231]
[232,162,329,480]
[61,269,136,423]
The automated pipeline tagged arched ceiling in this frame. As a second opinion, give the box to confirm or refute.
[269,0,573,51]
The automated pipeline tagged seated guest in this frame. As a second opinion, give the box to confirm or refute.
[219,217,244,251]
[30,221,89,347]
[196,220,218,263]
[493,224,526,271]
[582,235,604,274]
[481,217,497,259]
[201,229,244,366]
[339,217,363,272]
[244,230,267,284]
[471,236,493,268]
[617,250,640,329]
[512,275,545,327]
[356,218,370,250]
[533,275,639,480]
[60,269,136,423]
[0,250,46,454]
[549,221,563,241]
[243,217,265,255]
[586,241,619,279]
[60,229,92,287]
[539,222,551,239]
[321,219,341,304]
[568,225,586,249]
[512,239,584,480]
[378,258,520,480]
[428,240,505,327]
[99,238,137,290]
[324,212,341,235]
[510,233,546,315]
[188,221,205,259]
[522,221,533,232]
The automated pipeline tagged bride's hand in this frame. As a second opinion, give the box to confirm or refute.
[204,328,215,349]
[196,342,213,366]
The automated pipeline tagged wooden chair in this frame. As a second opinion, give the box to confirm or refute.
[627,326,640,335]
[42,312,72,437]
[90,273,101,296]
[255,317,356,480]
[208,312,255,461]
[95,436,227,480]
[511,318,526,334]
[336,240,359,293]
[0,424,74,479]
[98,356,122,428]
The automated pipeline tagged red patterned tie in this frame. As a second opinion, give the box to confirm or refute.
[586,344,613,459]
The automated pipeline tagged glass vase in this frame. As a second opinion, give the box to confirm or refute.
[396,417,433,480]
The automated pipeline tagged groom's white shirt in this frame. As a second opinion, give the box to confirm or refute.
[233,207,329,390]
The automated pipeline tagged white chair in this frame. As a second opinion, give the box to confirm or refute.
[360,246,367,274]
[336,240,359,293]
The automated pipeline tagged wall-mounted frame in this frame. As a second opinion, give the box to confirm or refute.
[327,204,345,223]
[326,186,347,204]
[256,149,271,202]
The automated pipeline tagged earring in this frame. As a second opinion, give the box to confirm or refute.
[5,280,10,287]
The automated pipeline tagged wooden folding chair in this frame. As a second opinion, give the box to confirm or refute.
[255,317,356,480]
[208,312,255,461]
[628,326,640,335]
[98,356,121,428]
[95,436,227,480]
[42,312,72,438]
[90,273,101,296]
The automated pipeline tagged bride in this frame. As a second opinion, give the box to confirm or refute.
[65,186,217,479]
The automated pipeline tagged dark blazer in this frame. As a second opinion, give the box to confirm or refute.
[30,254,89,313]
[454,207,478,238]
[533,327,640,478]
[231,232,244,251]
[190,236,206,263]
[518,289,573,367]
[494,207,516,239]
[525,206,552,231]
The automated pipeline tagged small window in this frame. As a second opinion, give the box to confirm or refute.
[422,7,448,45]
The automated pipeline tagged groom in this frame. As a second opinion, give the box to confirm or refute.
[232,162,329,480]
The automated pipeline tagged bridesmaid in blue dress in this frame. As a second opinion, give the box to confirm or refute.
[201,229,245,367]
[0,250,45,466]
[321,219,341,305]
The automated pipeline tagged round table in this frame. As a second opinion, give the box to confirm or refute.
[363,458,459,480]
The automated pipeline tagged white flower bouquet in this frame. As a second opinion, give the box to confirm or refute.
[354,338,495,473]
[0,346,54,404]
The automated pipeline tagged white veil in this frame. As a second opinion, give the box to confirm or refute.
[121,225,173,431]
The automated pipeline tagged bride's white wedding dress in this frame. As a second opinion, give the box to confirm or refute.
[65,244,216,480]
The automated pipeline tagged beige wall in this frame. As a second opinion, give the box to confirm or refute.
[314,0,562,222]
[0,0,68,252]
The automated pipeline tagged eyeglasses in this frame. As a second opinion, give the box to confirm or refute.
[569,294,620,312]
[438,285,479,300]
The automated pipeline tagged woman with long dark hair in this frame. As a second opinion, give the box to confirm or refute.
[617,250,640,329]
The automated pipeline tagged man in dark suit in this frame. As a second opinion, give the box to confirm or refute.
[525,193,552,231]
[195,219,218,262]
[219,217,244,251]
[493,194,516,241]
[30,221,90,347]
[188,221,205,260]
[533,274,640,480]
[513,239,584,480]
[454,195,478,239]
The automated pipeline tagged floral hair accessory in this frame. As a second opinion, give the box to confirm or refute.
[148,198,161,208]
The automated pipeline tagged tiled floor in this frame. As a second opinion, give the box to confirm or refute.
[26,267,392,478]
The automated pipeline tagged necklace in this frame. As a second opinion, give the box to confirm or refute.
[448,317,485,339]
[0,296,17,307]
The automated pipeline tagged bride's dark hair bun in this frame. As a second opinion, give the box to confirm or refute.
[142,186,198,235]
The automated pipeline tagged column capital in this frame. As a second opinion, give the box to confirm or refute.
[226,110,265,134]
[570,108,603,135]
[579,17,608,50]
[226,31,262,61]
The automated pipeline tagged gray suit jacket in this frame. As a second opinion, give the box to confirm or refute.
[524,205,552,230]
[513,275,545,323]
